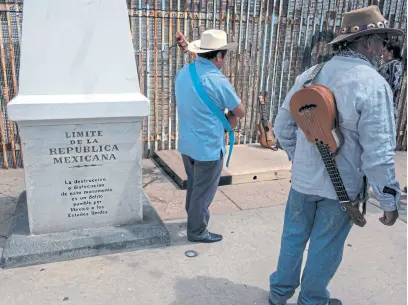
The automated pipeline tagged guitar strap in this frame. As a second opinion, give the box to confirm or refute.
[189,62,234,168]
[301,62,368,226]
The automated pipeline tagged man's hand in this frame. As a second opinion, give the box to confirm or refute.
[176,32,189,52]
[226,111,238,129]
[175,32,197,59]
[379,210,399,226]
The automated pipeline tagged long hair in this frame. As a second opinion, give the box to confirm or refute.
[385,42,403,60]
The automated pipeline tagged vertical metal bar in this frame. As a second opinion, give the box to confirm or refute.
[160,0,166,150]
[236,0,245,145]
[350,0,357,12]
[205,0,209,30]
[0,15,15,168]
[386,0,393,20]
[183,0,188,65]
[332,0,343,38]
[390,0,399,28]
[0,111,8,168]
[249,0,265,143]
[1,12,15,168]
[232,0,241,90]
[224,0,230,78]
[138,1,146,153]
[397,0,406,28]
[242,0,256,144]
[293,0,310,81]
[146,0,151,154]
[353,0,358,10]
[14,1,22,42]
[129,1,139,150]
[240,0,251,144]
[219,0,223,30]
[314,0,326,64]
[277,1,294,108]
[226,0,231,41]
[259,0,270,92]
[306,0,320,72]
[129,1,136,69]
[6,10,20,167]
[213,0,217,28]
[153,0,159,151]
[190,0,195,62]
[264,0,278,97]
[175,0,181,149]
[246,0,260,143]
[285,0,301,95]
[229,0,236,85]
[269,0,284,121]
[321,0,333,62]
[13,3,23,167]
[168,0,173,149]
[198,0,202,37]
[6,12,17,98]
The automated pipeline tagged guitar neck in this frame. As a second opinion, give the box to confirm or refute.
[259,104,267,121]
[316,142,350,202]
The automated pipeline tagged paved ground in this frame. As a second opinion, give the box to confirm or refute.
[0,152,406,305]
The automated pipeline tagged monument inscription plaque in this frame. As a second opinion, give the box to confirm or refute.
[22,121,143,235]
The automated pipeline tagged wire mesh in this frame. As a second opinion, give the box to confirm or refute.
[0,0,406,168]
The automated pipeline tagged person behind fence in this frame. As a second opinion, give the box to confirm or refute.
[378,41,403,117]
[378,41,405,190]
[269,6,403,305]
[174,29,245,243]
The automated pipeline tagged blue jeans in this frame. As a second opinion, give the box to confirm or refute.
[269,188,353,305]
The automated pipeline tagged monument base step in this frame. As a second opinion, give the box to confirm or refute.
[1,191,170,269]
[154,144,292,190]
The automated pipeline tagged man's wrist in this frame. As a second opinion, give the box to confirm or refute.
[227,110,236,117]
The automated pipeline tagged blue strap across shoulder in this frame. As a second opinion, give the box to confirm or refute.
[188,62,234,167]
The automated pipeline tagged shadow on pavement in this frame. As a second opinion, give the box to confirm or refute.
[0,192,19,243]
[164,221,190,246]
[169,275,296,305]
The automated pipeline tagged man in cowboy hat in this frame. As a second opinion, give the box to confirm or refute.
[269,6,403,305]
[175,29,245,243]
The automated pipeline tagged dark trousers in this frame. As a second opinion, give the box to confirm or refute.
[181,153,223,239]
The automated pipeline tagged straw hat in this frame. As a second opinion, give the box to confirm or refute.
[329,5,404,45]
[188,29,237,53]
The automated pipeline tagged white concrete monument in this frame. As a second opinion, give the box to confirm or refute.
[1,0,169,268]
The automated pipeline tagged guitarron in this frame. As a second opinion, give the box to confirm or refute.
[257,92,276,149]
[289,63,368,227]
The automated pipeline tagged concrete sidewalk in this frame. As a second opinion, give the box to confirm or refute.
[0,152,406,305]
[0,203,406,305]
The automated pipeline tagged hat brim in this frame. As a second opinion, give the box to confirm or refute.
[328,28,405,45]
[187,39,238,53]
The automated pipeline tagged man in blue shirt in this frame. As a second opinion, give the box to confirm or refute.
[175,30,245,243]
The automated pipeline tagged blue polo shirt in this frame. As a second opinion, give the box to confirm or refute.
[175,57,241,161]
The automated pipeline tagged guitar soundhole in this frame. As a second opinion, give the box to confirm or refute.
[299,104,317,112]
[253,176,257,180]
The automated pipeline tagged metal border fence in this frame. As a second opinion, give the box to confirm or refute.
[0,0,406,168]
